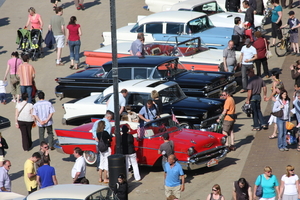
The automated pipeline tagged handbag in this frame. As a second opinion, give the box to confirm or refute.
[271,101,283,118]
[264,38,272,59]
[256,175,263,198]
[11,58,20,84]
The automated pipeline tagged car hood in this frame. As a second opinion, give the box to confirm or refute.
[171,71,227,85]
[171,96,222,108]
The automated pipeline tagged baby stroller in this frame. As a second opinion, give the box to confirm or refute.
[16,28,43,61]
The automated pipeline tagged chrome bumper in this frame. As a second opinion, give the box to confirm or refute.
[178,146,228,170]
[55,92,64,99]
[54,142,64,154]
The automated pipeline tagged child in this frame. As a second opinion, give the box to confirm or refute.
[113,174,128,200]
[280,11,300,56]
[244,22,254,42]
[0,80,8,105]
[0,132,9,167]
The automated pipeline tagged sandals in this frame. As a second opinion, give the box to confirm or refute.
[252,128,260,131]
[229,145,236,151]
[262,125,268,130]
[269,135,277,139]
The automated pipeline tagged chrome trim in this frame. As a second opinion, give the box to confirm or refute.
[55,92,64,98]
[54,142,64,154]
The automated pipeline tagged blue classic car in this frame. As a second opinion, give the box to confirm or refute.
[102,11,233,50]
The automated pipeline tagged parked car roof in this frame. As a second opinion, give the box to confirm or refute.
[102,56,180,68]
[25,184,112,200]
[137,11,207,24]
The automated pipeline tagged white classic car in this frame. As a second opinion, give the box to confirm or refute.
[102,11,233,50]
[167,0,266,29]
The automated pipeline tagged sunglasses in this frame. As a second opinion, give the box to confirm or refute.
[265,171,272,173]
[43,146,49,149]
[212,189,217,191]
[290,169,295,171]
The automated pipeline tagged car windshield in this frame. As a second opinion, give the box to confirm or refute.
[156,59,187,77]
[159,84,187,104]
[189,1,225,15]
[186,15,214,33]
[144,116,181,136]
[92,67,106,77]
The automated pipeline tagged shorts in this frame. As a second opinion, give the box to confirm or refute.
[271,22,283,39]
[223,120,234,133]
[54,35,65,48]
[0,155,4,162]
[290,32,299,44]
[99,147,111,171]
[165,185,181,198]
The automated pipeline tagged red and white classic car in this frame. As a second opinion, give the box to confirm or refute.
[55,116,228,170]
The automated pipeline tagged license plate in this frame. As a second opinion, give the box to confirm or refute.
[207,158,218,167]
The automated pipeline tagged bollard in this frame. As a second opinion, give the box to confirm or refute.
[108,154,126,189]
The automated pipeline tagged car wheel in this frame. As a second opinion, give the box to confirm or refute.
[83,151,97,166]
[179,121,194,129]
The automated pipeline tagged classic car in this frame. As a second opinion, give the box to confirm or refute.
[102,11,233,50]
[62,79,224,129]
[55,115,228,169]
[23,184,117,200]
[55,56,237,99]
[167,0,266,29]
[85,37,241,72]
[143,0,270,17]
[0,116,11,130]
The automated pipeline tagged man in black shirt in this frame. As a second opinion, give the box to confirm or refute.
[242,0,255,28]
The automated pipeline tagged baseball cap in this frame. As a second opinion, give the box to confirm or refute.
[244,21,251,27]
[288,11,295,15]
[245,38,251,45]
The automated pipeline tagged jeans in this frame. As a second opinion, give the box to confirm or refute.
[250,95,266,129]
[38,125,54,148]
[255,57,269,77]
[228,65,235,73]
[277,118,287,149]
[241,64,254,90]
[69,40,81,63]
[20,85,33,103]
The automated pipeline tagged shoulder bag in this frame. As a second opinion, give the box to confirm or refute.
[271,100,283,117]
[11,58,20,84]
[264,38,272,59]
[256,175,263,197]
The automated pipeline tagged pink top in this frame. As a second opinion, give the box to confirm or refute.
[28,13,42,29]
[7,58,23,75]
[67,24,81,41]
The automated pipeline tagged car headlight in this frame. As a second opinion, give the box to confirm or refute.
[202,112,208,120]
[205,85,213,91]
[227,75,235,82]
[221,136,226,145]
[187,147,194,156]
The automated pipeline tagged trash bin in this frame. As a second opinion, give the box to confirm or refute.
[108,154,126,189]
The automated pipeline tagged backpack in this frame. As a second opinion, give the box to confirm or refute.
[98,132,108,153]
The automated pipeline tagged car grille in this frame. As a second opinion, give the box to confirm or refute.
[210,78,228,89]
[206,89,222,98]
[189,146,226,163]
[206,81,237,98]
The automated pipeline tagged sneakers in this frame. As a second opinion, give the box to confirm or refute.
[77,6,81,10]
[284,148,289,151]
[79,4,85,10]
[279,148,284,152]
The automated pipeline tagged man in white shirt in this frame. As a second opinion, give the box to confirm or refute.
[71,147,86,184]
[240,38,257,93]
[106,89,128,116]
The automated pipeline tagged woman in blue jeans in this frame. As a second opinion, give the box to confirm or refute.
[66,16,82,70]
[272,89,290,151]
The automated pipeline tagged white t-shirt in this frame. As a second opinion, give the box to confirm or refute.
[71,156,86,178]
[107,93,126,113]
[16,101,34,122]
[241,45,257,65]
[281,174,299,195]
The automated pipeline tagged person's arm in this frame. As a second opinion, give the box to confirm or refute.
[52,175,58,185]
[253,184,258,199]
[206,194,212,200]
[28,172,36,179]
[233,182,237,200]
[180,175,185,191]
[39,15,43,30]
[296,179,300,199]
[4,64,10,81]
[73,172,80,183]
[138,113,150,122]
[280,24,288,29]
[65,27,69,46]
[245,54,257,63]
[262,86,267,101]
[273,100,282,112]
[277,11,282,24]
[48,24,52,31]
[248,186,253,200]
[78,27,82,36]
[246,89,252,104]
[278,180,284,199]
[239,52,244,64]
[223,53,228,72]
[275,185,280,198]
[61,25,65,35]
[37,175,41,188]
[15,108,19,128]
[25,16,30,28]
[42,112,54,124]
[119,106,125,115]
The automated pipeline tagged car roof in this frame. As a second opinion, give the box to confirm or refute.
[103,80,178,96]
[138,11,207,24]
[25,184,109,200]
[171,0,217,10]
[102,56,179,68]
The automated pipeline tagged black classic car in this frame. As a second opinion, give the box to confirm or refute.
[55,56,236,99]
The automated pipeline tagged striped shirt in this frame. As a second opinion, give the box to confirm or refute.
[17,62,35,86]
[32,100,55,127]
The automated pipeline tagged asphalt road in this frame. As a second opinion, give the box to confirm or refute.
[0,0,294,199]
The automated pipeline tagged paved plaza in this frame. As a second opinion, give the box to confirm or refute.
[0,0,299,199]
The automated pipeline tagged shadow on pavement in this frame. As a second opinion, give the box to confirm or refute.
[10,170,23,181]
[62,154,76,162]
[0,17,10,27]
[84,0,101,9]
[234,135,255,149]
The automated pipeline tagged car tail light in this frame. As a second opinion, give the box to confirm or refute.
[55,78,58,82]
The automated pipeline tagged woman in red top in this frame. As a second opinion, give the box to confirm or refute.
[25,7,43,30]
[66,16,82,70]
[253,31,270,77]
